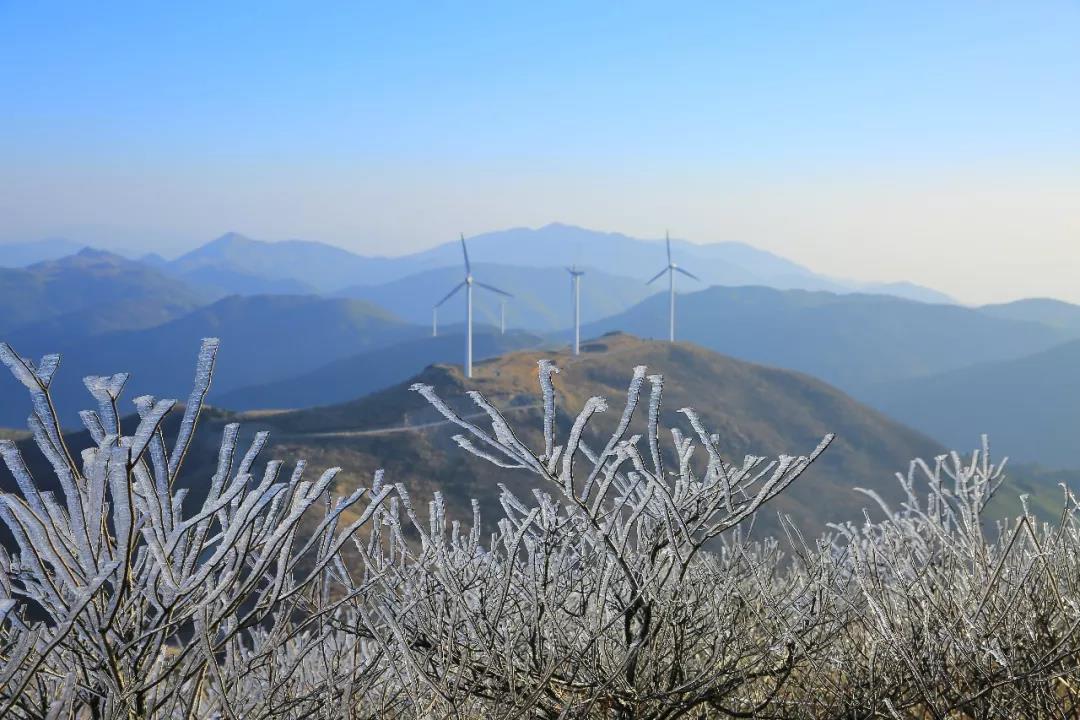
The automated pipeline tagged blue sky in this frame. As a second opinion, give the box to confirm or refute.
[2,2,1078,302]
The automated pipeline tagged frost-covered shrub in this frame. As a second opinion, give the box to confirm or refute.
[396,362,836,718]
[786,445,1080,718]
[0,340,391,718]
[3,340,1080,719]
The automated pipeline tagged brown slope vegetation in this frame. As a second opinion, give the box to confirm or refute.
[0,333,946,538]
[254,332,945,535]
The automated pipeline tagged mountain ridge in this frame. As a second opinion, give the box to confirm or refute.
[217,329,546,411]
[581,285,1070,394]
[0,237,86,267]
[252,332,947,535]
[977,297,1080,335]
[105,223,955,306]
[0,248,208,338]
[865,337,1080,469]
[337,262,658,332]
[0,294,423,427]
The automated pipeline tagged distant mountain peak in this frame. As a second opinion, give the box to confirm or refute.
[0,244,210,344]
[73,246,115,259]
[213,231,257,244]
[0,237,87,268]
[536,221,593,233]
[31,246,129,270]
[140,252,169,266]
[197,232,261,253]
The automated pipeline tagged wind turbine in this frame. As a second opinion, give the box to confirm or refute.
[433,233,512,378]
[647,231,700,342]
[567,266,585,355]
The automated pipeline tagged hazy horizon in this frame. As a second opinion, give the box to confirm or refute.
[3,2,1078,304]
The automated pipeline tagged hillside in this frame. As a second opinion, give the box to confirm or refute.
[0,248,208,337]
[248,333,945,535]
[582,285,1070,393]
[978,297,1080,335]
[864,338,1080,469]
[5,333,1064,539]
[0,295,422,426]
[171,263,316,298]
[861,281,955,305]
[338,263,656,332]
[217,329,545,410]
[154,232,337,295]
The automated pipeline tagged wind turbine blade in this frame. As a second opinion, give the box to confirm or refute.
[475,281,513,298]
[666,231,672,264]
[646,268,668,285]
[460,233,471,273]
[435,281,466,307]
[675,267,701,281]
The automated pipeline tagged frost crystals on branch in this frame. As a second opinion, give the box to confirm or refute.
[405,359,835,717]
[412,359,834,567]
[0,339,392,719]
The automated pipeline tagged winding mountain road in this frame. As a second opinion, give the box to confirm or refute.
[278,402,542,440]
[272,339,628,440]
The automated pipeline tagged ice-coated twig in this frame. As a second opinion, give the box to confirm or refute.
[0,340,391,718]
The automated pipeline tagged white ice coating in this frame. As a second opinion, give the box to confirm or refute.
[0,338,391,717]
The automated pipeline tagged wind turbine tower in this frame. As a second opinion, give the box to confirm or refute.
[567,266,585,355]
[647,231,700,342]
[434,234,512,378]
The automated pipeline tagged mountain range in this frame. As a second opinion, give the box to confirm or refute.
[0,248,207,338]
[216,329,544,411]
[338,263,657,332]
[369,224,955,303]
[977,298,1080,334]
[0,295,422,426]
[4,224,1080,475]
[0,334,949,536]
[581,285,1072,393]
[0,237,86,267]
[865,337,1080,468]
[142,232,358,296]
[2,225,957,343]
[131,224,953,305]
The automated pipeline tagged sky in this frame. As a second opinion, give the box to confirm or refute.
[1,2,1078,304]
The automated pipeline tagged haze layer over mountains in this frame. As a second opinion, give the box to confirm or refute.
[1,222,1076,483]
